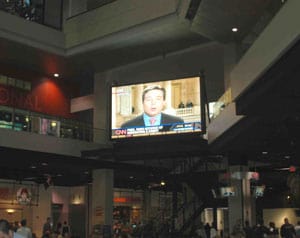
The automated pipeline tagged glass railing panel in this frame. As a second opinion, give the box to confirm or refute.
[0,0,62,30]
[0,105,95,142]
[209,88,232,120]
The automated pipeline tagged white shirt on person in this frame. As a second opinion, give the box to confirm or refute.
[13,231,27,238]
[210,227,217,238]
[16,226,32,238]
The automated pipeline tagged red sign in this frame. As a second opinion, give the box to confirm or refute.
[114,197,141,203]
[0,81,75,118]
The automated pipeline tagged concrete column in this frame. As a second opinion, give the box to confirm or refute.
[94,72,110,142]
[228,165,255,234]
[90,169,114,235]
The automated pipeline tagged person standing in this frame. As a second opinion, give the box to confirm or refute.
[294,221,300,238]
[42,217,52,238]
[267,221,279,238]
[0,219,24,238]
[62,221,70,237]
[195,222,207,238]
[121,85,184,129]
[204,223,211,238]
[16,219,32,238]
[243,220,254,238]
[280,218,295,238]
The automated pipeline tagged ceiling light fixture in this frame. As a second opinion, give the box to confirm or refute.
[232,27,238,32]
[6,209,15,214]
[53,73,59,78]
[160,180,166,186]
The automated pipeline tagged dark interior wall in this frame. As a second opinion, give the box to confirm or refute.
[44,0,63,29]
[69,204,86,238]
[87,0,116,10]
[106,43,224,102]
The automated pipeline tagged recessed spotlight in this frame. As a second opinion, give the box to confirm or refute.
[53,73,59,78]
[262,151,268,155]
[160,180,166,186]
[30,165,36,169]
[232,27,238,32]
[129,176,134,179]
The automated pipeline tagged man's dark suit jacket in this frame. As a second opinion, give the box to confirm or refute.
[121,113,184,129]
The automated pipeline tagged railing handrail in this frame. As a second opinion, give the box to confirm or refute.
[0,106,97,142]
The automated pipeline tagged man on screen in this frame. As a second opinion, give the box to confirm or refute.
[121,85,184,130]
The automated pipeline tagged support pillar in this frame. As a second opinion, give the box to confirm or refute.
[89,169,114,236]
[228,165,256,234]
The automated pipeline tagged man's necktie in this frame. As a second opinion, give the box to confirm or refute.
[149,117,156,125]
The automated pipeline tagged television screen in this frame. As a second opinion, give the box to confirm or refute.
[110,76,204,139]
[220,186,236,197]
[254,185,265,197]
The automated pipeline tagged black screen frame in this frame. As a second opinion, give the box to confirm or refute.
[109,75,207,141]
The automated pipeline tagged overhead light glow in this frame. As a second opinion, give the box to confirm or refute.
[53,73,59,78]
[6,209,15,214]
[232,27,238,32]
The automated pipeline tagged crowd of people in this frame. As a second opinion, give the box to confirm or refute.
[187,217,300,238]
[42,218,71,238]
[231,217,300,238]
[0,217,71,238]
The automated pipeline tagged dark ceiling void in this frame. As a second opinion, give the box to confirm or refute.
[0,146,171,187]
[207,37,300,200]
[210,37,300,158]
[235,38,300,116]
[111,134,209,161]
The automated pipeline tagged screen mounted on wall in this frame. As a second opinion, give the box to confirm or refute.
[110,76,204,139]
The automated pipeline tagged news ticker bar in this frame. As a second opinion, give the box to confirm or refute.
[111,122,202,138]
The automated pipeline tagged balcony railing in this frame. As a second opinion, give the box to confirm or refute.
[209,88,232,120]
[0,0,63,30]
[0,105,95,142]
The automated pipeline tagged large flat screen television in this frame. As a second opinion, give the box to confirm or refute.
[110,76,205,139]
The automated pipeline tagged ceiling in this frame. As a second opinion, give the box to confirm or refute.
[0,0,284,79]
[0,0,296,201]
